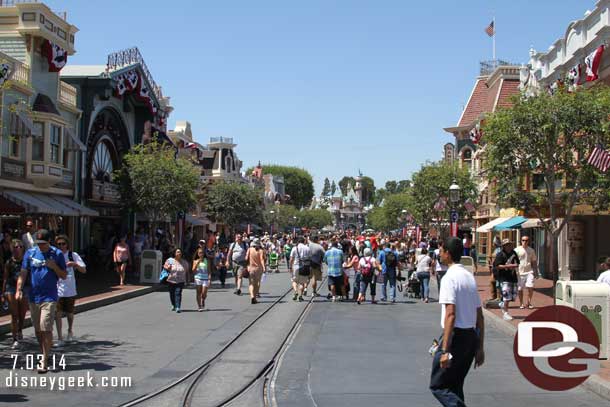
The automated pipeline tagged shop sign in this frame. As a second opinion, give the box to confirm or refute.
[92,180,120,203]
[1,159,25,179]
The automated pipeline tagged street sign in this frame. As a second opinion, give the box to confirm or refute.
[450,209,458,223]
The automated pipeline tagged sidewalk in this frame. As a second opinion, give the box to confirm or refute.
[0,283,155,336]
[474,269,610,400]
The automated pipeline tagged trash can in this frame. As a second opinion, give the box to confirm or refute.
[565,282,610,359]
[140,250,163,283]
[555,280,595,306]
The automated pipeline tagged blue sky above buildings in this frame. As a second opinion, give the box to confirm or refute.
[48,0,592,192]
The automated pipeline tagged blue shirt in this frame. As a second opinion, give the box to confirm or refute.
[22,246,66,304]
[323,247,344,277]
[379,248,399,274]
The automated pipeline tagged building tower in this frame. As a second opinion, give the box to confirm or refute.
[354,174,363,205]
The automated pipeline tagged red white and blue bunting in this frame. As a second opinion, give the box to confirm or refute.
[0,63,12,86]
[42,40,67,72]
[585,45,605,82]
[114,69,158,115]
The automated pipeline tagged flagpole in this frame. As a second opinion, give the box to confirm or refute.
[492,16,496,62]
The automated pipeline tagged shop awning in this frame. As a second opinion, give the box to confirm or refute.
[521,218,550,229]
[477,217,509,233]
[65,127,86,152]
[185,214,206,226]
[494,216,528,231]
[0,195,24,215]
[1,190,98,216]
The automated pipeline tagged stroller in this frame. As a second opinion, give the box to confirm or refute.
[269,252,279,272]
[404,271,421,298]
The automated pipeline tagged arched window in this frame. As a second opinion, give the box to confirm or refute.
[461,148,473,171]
[92,141,114,182]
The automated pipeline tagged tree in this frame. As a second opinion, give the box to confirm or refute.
[385,181,398,194]
[203,182,264,231]
[367,206,391,231]
[115,141,200,237]
[322,178,331,197]
[297,209,333,229]
[410,161,477,233]
[245,164,314,209]
[331,180,337,195]
[484,86,610,279]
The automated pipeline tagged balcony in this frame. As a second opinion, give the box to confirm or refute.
[0,50,31,90]
[29,160,64,188]
[58,81,77,108]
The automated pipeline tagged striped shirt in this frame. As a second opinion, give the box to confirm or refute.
[324,247,344,277]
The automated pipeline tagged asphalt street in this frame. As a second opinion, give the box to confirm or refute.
[0,265,606,407]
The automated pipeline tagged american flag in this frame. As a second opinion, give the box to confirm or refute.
[587,144,610,172]
[485,20,495,37]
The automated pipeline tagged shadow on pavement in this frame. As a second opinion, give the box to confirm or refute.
[0,394,29,403]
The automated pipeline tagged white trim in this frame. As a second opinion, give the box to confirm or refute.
[492,78,504,111]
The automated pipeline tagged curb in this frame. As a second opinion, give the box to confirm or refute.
[0,285,157,336]
[482,308,610,401]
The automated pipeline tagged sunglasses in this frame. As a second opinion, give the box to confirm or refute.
[12,245,23,249]
[57,242,68,246]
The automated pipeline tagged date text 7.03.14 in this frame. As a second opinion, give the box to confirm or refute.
[10,354,66,371]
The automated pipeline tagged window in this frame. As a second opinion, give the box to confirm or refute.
[50,125,62,164]
[533,174,562,190]
[461,148,473,171]
[32,122,44,161]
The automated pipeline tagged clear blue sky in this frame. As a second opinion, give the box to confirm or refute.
[47,0,592,193]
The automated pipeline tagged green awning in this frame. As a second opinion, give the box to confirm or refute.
[494,216,527,231]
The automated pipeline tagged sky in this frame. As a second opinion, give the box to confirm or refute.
[45,0,594,193]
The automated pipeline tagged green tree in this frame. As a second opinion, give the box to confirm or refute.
[322,178,331,196]
[115,141,200,237]
[367,206,391,231]
[246,164,314,209]
[410,161,477,233]
[331,180,337,195]
[484,86,610,279]
[297,208,333,229]
[366,193,413,232]
[385,181,398,194]
[203,182,264,231]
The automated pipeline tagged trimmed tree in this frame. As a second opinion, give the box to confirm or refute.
[322,178,331,197]
[115,141,200,238]
[410,161,477,234]
[203,182,264,231]
[484,86,610,279]
[246,164,314,209]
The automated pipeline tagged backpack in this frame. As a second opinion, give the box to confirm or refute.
[385,250,397,269]
[361,257,374,277]
[296,246,311,276]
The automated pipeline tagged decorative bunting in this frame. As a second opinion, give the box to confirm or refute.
[585,45,605,82]
[469,126,482,144]
[587,144,610,173]
[567,63,582,91]
[464,199,476,213]
[114,73,128,97]
[42,40,67,72]
[125,70,139,91]
[0,63,12,86]
[433,197,447,212]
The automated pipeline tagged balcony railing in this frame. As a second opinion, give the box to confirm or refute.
[209,137,234,144]
[0,1,67,20]
[59,81,77,107]
[0,50,30,87]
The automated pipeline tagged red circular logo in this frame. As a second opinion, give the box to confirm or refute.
[513,305,600,391]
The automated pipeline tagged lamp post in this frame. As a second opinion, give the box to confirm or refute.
[358,214,363,233]
[340,213,345,232]
[292,215,297,238]
[269,210,275,235]
[449,181,461,237]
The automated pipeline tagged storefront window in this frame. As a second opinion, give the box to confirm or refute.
[50,124,62,164]
[32,122,44,161]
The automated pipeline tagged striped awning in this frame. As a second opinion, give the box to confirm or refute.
[1,190,98,216]
[494,216,528,231]
[477,217,509,233]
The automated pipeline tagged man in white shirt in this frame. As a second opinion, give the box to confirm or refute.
[515,236,538,309]
[54,235,86,347]
[597,257,610,287]
[430,237,485,407]
[289,236,311,302]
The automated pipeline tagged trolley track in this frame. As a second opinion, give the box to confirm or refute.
[120,276,324,407]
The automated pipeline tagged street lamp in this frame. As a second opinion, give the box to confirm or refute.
[449,181,461,204]
[292,215,297,237]
[449,181,460,237]
[340,213,345,231]
[269,210,275,234]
